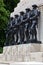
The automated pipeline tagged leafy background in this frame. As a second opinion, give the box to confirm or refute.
[0,0,20,53]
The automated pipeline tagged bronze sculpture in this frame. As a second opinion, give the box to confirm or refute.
[5,4,41,46]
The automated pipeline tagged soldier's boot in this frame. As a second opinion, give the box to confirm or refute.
[32,33,34,40]
[22,32,25,43]
[26,29,30,42]
[16,33,18,44]
[20,35,22,44]
[11,34,15,45]
[20,31,24,44]
[35,30,37,41]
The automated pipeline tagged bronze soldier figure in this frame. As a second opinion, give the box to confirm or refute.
[30,4,40,41]
[19,11,25,43]
[5,17,14,46]
[25,8,31,42]
[13,15,19,44]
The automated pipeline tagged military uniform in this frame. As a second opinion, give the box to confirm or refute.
[25,8,31,41]
[13,15,20,44]
[5,17,14,46]
[19,11,25,43]
[30,4,40,41]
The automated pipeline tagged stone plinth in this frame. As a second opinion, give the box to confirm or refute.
[0,44,43,62]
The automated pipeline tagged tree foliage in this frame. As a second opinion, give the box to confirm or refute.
[3,0,20,12]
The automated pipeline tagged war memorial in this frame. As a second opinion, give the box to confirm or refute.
[5,4,41,46]
[0,0,43,65]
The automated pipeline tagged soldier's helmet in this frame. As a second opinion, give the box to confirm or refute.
[15,14,19,18]
[32,4,38,9]
[25,8,31,12]
[20,11,25,15]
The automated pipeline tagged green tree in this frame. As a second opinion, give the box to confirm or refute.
[3,0,20,12]
[0,0,10,47]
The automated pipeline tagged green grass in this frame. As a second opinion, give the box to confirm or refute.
[0,47,3,53]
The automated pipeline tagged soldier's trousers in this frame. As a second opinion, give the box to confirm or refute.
[25,23,30,41]
[31,20,37,40]
[12,28,19,44]
[20,25,25,43]
[30,27,37,40]
[16,31,18,43]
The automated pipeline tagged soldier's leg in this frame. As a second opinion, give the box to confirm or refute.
[6,31,12,45]
[22,27,24,42]
[25,24,28,41]
[9,33,13,45]
[20,27,22,43]
[26,24,30,41]
[11,33,15,45]
[5,34,9,46]
[12,29,17,44]
[31,29,34,40]
[15,29,18,44]
[25,28,29,41]
[34,28,37,41]
[20,26,24,43]
[31,28,37,41]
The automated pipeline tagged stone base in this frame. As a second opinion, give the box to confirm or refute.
[4,40,41,47]
[0,43,43,63]
[30,40,41,43]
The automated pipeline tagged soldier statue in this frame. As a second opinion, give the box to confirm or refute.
[19,11,25,43]
[30,4,40,41]
[5,4,41,46]
[5,17,14,45]
[12,14,20,44]
[25,8,31,42]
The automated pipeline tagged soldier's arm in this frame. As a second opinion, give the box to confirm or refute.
[22,17,30,23]
[30,10,40,20]
[30,15,37,20]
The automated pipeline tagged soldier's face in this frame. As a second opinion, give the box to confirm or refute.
[33,7,37,9]
[26,10,28,13]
